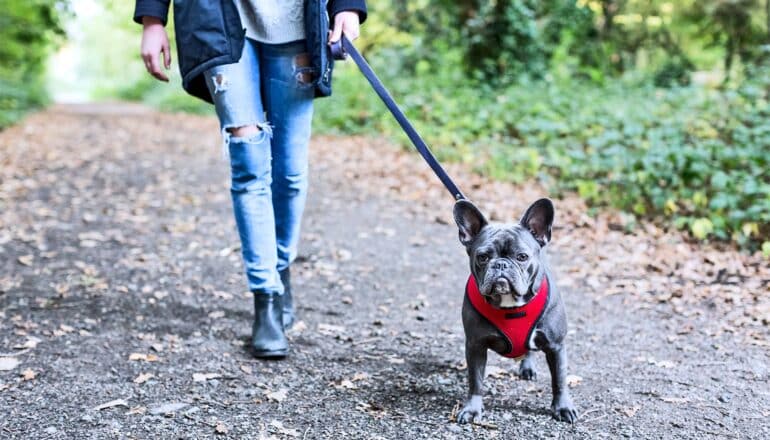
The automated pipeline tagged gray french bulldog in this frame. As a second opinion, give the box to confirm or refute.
[453,198,578,424]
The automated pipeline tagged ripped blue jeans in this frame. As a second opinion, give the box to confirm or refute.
[204,39,314,295]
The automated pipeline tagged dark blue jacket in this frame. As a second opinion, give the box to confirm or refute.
[134,0,367,103]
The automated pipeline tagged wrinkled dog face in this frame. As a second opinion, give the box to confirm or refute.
[454,199,554,308]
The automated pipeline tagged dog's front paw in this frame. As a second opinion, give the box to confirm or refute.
[518,364,536,381]
[552,395,578,424]
[456,395,483,424]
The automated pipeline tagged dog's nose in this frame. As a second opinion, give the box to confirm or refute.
[494,278,510,293]
[491,260,510,270]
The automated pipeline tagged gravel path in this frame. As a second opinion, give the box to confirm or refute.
[1,104,768,439]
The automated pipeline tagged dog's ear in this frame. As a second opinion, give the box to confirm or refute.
[454,199,488,246]
[520,198,554,247]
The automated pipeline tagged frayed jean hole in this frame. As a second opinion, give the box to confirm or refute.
[294,67,317,85]
[227,122,272,143]
[212,73,229,94]
[292,53,316,85]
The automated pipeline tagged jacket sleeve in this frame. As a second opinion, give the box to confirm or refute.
[328,0,367,24]
[133,0,171,25]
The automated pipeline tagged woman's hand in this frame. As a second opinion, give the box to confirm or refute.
[329,11,360,43]
[140,17,171,82]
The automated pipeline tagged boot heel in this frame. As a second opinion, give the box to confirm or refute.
[251,293,288,358]
[280,268,295,330]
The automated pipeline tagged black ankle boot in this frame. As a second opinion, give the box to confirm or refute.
[279,268,295,330]
[251,293,288,358]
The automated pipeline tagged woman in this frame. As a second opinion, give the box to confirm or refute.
[133,0,366,358]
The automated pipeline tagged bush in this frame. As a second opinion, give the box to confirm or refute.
[315,55,770,250]
[0,0,66,129]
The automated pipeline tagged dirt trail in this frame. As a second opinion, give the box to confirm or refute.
[0,104,768,439]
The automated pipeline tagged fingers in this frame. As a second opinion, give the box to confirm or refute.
[329,19,343,43]
[342,18,360,40]
[330,11,360,43]
[145,51,169,82]
[140,24,171,82]
[162,43,171,70]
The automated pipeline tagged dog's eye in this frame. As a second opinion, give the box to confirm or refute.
[516,253,529,262]
[477,254,489,264]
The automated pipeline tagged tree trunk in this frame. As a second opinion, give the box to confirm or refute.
[601,1,615,35]
[725,35,735,83]
[766,0,770,42]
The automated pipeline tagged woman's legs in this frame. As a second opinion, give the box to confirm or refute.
[204,38,288,357]
[203,38,315,357]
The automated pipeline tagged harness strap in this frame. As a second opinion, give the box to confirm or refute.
[466,274,550,359]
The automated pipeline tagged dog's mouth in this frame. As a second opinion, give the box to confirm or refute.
[481,277,530,309]
[482,293,528,309]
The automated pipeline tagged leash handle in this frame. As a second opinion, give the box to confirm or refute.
[330,36,466,201]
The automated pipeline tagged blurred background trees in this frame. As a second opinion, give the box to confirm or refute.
[1,0,768,252]
[0,0,66,127]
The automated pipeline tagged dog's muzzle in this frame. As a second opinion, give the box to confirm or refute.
[493,278,511,294]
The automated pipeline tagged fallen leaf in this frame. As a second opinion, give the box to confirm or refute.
[649,359,676,369]
[620,405,641,417]
[269,420,300,437]
[17,255,34,266]
[336,249,352,261]
[149,402,188,415]
[126,406,146,415]
[59,324,75,333]
[13,336,41,350]
[208,311,225,319]
[485,365,509,378]
[660,396,690,404]
[21,369,36,381]
[0,357,20,371]
[566,374,583,387]
[128,353,159,362]
[240,365,253,374]
[94,398,129,411]
[332,379,358,390]
[289,321,307,333]
[133,373,154,384]
[215,422,228,435]
[265,388,288,403]
[213,290,233,300]
[192,372,221,382]
[318,323,345,335]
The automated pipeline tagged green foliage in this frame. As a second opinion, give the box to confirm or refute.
[0,0,66,129]
[315,55,770,249]
[464,0,547,81]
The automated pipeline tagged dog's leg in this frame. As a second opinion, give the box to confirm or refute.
[518,352,537,380]
[544,345,578,423]
[457,343,486,424]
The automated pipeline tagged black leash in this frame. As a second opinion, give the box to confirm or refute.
[330,36,466,201]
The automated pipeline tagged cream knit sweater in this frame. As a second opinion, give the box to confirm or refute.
[236,0,306,44]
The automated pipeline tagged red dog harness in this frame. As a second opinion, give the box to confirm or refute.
[466,274,550,359]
